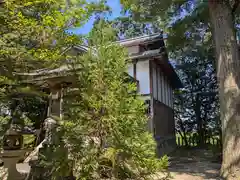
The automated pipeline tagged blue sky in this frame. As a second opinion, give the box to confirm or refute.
[69,0,123,35]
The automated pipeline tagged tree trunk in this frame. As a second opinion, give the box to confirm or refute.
[209,1,240,179]
[195,94,204,146]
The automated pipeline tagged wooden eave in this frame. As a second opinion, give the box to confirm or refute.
[117,33,164,47]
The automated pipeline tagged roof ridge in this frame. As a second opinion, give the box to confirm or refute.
[116,33,163,44]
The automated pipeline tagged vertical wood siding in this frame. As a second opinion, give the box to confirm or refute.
[152,63,158,99]
[157,66,161,100]
[152,61,173,108]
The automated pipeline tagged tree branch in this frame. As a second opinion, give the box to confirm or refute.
[232,0,240,14]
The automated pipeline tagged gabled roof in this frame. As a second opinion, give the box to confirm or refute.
[116,33,164,47]
[17,45,90,77]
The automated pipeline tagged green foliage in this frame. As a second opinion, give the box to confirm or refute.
[0,0,169,179]
[88,18,118,45]
[89,15,161,42]
[120,0,210,51]
[111,17,161,39]
[0,115,10,145]
[0,0,106,134]
[173,37,219,141]
[61,22,168,179]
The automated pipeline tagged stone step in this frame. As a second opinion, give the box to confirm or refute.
[16,163,31,174]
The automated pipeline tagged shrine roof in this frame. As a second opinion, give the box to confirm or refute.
[16,33,182,89]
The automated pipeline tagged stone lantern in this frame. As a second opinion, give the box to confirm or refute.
[0,117,35,180]
[3,125,23,150]
[0,127,30,180]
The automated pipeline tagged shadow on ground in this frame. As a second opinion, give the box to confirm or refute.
[166,147,223,180]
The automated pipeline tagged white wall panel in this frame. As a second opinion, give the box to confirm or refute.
[136,61,150,95]
[127,64,133,77]
[127,60,174,108]
[127,45,139,54]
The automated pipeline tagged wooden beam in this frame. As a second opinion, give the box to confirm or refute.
[156,66,159,101]
[133,59,138,79]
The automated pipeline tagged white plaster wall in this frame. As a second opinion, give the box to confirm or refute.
[136,61,150,95]
[127,64,133,77]
[126,61,150,95]
[127,45,139,54]
[127,60,174,108]
[126,60,174,108]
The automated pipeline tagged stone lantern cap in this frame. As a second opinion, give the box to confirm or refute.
[5,125,22,135]
[5,124,38,135]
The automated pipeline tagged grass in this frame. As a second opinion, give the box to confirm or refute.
[23,135,35,148]
[176,133,221,147]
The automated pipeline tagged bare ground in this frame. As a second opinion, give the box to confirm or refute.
[165,147,223,180]
[0,148,223,180]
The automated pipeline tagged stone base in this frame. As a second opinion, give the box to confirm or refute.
[0,150,31,180]
[156,136,177,157]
